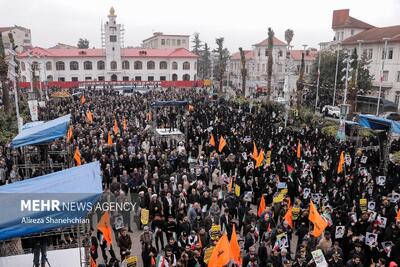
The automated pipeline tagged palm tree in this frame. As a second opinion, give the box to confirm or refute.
[239,47,247,96]
[284,29,294,48]
[0,32,11,114]
[267,28,274,100]
[213,38,229,92]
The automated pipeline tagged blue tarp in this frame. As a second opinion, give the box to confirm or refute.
[0,162,102,241]
[21,121,44,130]
[152,101,188,107]
[12,114,71,148]
[358,114,400,134]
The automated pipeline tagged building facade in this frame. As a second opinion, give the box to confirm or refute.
[0,25,32,53]
[17,8,197,83]
[142,32,190,50]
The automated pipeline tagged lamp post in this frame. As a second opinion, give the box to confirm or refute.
[6,49,22,133]
[354,40,364,90]
[315,44,321,112]
[376,38,390,116]
[333,48,340,106]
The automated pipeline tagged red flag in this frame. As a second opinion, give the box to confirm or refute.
[287,164,294,175]
[258,195,266,217]
[150,257,156,266]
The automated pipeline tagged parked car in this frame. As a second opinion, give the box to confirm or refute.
[322,105,340,118]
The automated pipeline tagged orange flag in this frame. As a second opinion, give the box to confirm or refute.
[74,147,81,166]
[107,132,112,146]
[123,117,127,130]
[208,233,232,267]
[284,205,293,228]
[230,224,242,265]
[252,141,258,160]
[113,119,120,135]
[218,136,227,153]
[396,209,400,222]
[97,212,112,245]
[90,257,96,267]
[255,149,264,168]
[150,256,156,266]
[296,140,301,159]
[209,134,216,147]
[66,125,73,143]
[86,111,93,123]
[337,151,345,174]
[258,195,266,217]
[227,178,233,193]
[80,95,86,104]
[309,200,328,237]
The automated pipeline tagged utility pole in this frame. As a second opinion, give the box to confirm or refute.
[315,44,321,112]
[333,48,340,106]
[376,38,389,116]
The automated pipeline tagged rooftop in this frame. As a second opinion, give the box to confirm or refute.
[253,37,287,47]
[230,50,255,60]
[341,25,400,45]
[332,9,374,30]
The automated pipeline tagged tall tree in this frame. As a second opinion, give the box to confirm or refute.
[0,32,11,113]
[267,28,274,100]
[213,38,230,92]
[239,47,247,95]
[192,32,202,55]
[77,38,89,49]
[284,29,294,48]
[296,52,305,108]
[200,43,212,79]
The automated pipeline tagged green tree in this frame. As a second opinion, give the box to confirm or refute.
[213,37,229,92]
[200,43,211,79]
[239,47,247,95]
[296,52,305,108]
[267,28,274,100]
[0,32,11,114]
[77,38,89,49]
[284,29,294,47]
[191,32,202,55]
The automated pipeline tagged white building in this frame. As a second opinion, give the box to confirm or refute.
[323,9,400,108]
[0,25,32,53]
[17,8,198,83]
[142,32,190,50]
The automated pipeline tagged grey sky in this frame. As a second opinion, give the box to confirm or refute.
[1,0,399,52]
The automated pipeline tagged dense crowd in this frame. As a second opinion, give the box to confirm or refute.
[0,87,400,267]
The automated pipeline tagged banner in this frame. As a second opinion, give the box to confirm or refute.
[140,208,149,225]
[234,184,240,197]
[266,150,272,166]
[210,224,221,240]
[359,199,367,213]
[28,100,39,121]
[311,249,328,267]
[126,256,138,267]
[203,246,214,264]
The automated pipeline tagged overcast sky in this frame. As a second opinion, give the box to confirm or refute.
[1,0,399,52]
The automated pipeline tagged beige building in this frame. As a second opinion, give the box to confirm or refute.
[142,32,190,50]
[0,25,32,53]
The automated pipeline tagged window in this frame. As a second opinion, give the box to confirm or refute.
[46,61,52,71]
[160,76,166,81]
[98,76,105,81]
[111,74,117,81]
[97,61,105,70]
[21,62,26,71]
[397,71,400,82]
[134,61,143,70]
[110,61,117,70]
[278,50,283,57]
[46,75,53,82]
[396,93,400,105]
[159,61,167,70]
[265,49,268,57]
[82,61,91,70]
[135,76,141,81]
[58,77,65,81]
[123,76,129,81]
[25,33,29,37]
[147,61,155,70]
[71,77,79,81]
[70,61,79,70]
[182,62,190,70]
[122,60,130,70]
[177,39,181,46]
[85,77,92,81]
[194,62,197,70]
[257,63,260,72]
[22,75,26,82]
[340,32,344,41]
[32,61,39,71]
[388,48,393,59]
[172,39,176,46]
[368,49,373,60]
[172,62,178,70]
[351,29,354,36]
[182,39,186,44]
[110,35,117,42]
[56,61,65,71]
[172,74,178,81]
[148,76,154,81]
[182,74,190,81]
[161,39,165,45]
[166,39,170,45]
[383,71,389,81]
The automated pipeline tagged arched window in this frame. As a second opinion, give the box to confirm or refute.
[97,60,105,70]
[194,61,197,70]
[20,62,26,71]
[182,74,190,81]
[110,61,117,70]
[56,61,65,71]
[84,61,92,70]
[70,61,79,70]
[122,60,130,70]
[182,62,190,70]
[159,61,168,70]
[111,74,118,81]
[134,61,142,70]
[47,75,53,82]
[22,75,26,82]
[147,61,155,70]
[32,61,39,71]
[172,74,178,81]
[172,62,178,70]
[46,61,52,71]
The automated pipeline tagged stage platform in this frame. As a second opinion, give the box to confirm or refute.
[154,128,185,146]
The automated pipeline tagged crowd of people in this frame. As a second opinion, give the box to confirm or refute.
[0,87,400,267]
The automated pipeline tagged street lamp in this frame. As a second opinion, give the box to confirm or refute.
[315,44,321,112]
[333,47,340,106]
[376,37,390,116]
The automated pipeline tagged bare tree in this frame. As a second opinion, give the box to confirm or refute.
[239,47,247,96]
[267,28,274,100]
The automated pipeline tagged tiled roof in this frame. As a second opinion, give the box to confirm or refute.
[0,27,13,33]
[230,50,255,60]
[253,37,287,47]
[341,25,400,45]
[332,9,374,29]
[288,50,318,61]
[17,47,198,58]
